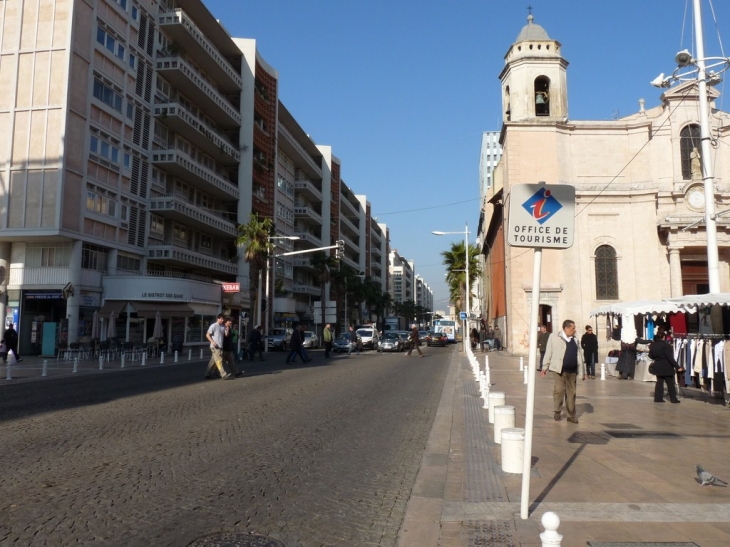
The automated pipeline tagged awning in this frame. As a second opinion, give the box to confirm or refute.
[188,302,220,316]
[664,293,730,310]
[589,299,691,317]
[98,301,129,316]
[130,301,194,318]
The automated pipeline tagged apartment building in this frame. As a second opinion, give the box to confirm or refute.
[415,274,433,311]
[388,250,414,305]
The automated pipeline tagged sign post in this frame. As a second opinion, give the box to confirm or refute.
[508,183,574,520]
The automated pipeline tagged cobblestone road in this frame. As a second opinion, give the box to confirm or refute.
[0,348,452,547]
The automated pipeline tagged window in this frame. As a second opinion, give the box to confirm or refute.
[86,191,117,217]
[89,134,121,164]
[96,26,125,60]
[680,124,701,180]
[595,245,618,300]
[82,243,108,272]
[26,243,71,268]
[131,5,139,21]
[117,254,141,272]
[93,79,123,112]
[129,53,136,69]
[534,76,550,116]
[150,214,164,235]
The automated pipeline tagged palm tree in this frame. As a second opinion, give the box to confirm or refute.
[441,241,481,313]
[310,251,338,336]
[235,213,274,326]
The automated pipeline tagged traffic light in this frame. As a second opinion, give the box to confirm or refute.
[335,240,344,259]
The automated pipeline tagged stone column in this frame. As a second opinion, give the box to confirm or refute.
[669,248,683,297]
[0,242,10,339]
[66,240,83,344]
[107,248,118,276]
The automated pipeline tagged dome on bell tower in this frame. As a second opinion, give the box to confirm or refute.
[515,14,551,42]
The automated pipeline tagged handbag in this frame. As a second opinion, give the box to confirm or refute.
[648,361,656,375]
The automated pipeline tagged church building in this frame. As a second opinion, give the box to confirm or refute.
[481,15,730,354]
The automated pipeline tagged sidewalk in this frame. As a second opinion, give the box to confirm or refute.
[399,348,730,547]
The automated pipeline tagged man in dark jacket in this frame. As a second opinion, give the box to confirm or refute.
[347,325,360,357]
[248,325,265,361]
[286,324,310,364]
[5,324,20,361]
[537,325,550,371]
[580,325,598,379]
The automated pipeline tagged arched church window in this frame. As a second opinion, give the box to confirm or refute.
[680,124,701,180]
[595,245,618,300]
[505,86,511,121]
[534,76,550,116]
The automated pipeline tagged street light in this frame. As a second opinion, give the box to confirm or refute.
[650,0,730,293]
[433,223,470,351]
[264,235,300,351]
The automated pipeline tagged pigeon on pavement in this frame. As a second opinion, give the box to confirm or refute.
[696,464,728,487]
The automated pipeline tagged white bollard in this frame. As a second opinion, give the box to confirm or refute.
[99,356,104,370]
[494,405,515,444]
[200,348,204,359]
[72,358,78,373]
[121,353,126,368]
[540,511,563,547]
[188,349,192,361]
[141,353,146,366]
[524,365,528,385]
[42,360,48,377]
[501,427,525,473]
[519,356,524,371]
[484,354,489,370]
[600,362,606,381]
[174,351,179,363]
[488,392,506,423]
[485,358,491,387]
[160,352,165,364]
[5,361,11,381]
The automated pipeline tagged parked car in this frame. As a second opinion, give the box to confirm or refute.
[356,327,379,350]
[426,331,449,347]
[333,332,362,353]
[267,328,293,351]
[377,332,404,352]
[397,331,411,349]
[302,331,319,349]
[419,330,429,341]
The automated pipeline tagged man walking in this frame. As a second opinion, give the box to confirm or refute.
[406,324,423,357]
[581,324,598,379]
[347,325,360,357]
[537,325,550,372]
[205,314,233,380]
[286,324,310,364]
[221,318,243,377]
[540,319,585,423]
[5,323,20,362]
[248,325,265,361]
[323,323,333,358]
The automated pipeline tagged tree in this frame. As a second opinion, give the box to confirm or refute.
[235,213,274,326]
[441,241,481,314]
[310,251,338,336]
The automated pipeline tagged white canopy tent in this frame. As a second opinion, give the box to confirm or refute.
[589,300,694,317]
[664,293,730,310]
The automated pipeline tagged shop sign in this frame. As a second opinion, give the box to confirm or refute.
[25,292,63,300]
[222,283,240,293]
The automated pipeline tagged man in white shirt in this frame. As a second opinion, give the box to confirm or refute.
[205,314,233,380]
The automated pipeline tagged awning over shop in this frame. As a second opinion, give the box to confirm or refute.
[664,293,730,310]
[589,300,691,317]
[98,301,129,316]
[188,302,220,316]
[129,301,194,318]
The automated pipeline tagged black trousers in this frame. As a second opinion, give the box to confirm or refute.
[654,374,678,402]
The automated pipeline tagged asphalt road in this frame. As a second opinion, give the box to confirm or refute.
[0,346,453,547]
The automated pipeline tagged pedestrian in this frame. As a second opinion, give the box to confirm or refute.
[0,339,6,363]
[204,314,233,380]
[470,327,479,350]
[323,323,334,358]
[493,325,502,351]
[248,325,265,361]
[648,326,683,403]
[537,325,550,371]
[540,319,585,423]
[406,324,423,357]
[4,323,20,362]
[286,324,310,364]
[221,318,243,377]
[580,325,598,379]
[347,325,360,357]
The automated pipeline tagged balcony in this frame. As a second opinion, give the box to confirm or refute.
[294,176,323,203]
[292,257,314,271]
[293,205,322,226]
[154,103,239,164]
[149,195,236,237]
[341,232,359,251]
[158,9,242,93]
[147,242,237,275]
[371,245,382,258]
[156,56,241,128]
[293,230,322,247]
[340,215,359,237]
[278,123,321,175]
[292,282,321,296]
[9,266,70,287]
[340,195,359,217]
[151,150,239,200]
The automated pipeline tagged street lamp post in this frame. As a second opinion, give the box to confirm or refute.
[265,236,300,352]
[433,223,470,351]
[651,0,730,293]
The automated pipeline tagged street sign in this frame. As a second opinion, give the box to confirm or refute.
[507,183,575,249]
[459,311,467,320]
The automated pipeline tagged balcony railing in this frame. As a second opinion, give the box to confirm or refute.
[293,230,322,246]
[147,242,237,275]
[150,195,237,237]
[292,283,321,296]
[293,177,323,202]
[158,9,242,92]
[156,55,241,128]
[277,123,322,175]
[293,205,322,225]
[154,103,239,164]
[9,267,103,287]
[340,215,359,236]
[151,150,239,200]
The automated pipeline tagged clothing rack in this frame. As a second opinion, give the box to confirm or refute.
[675,333,729,339]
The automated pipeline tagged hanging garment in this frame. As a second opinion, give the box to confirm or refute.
[704,339,714,380]
[669,313,688,336]
[647,315,655,340]
[711,305,724,335]
[692,339,702,375]
[724,341,730,393]
[699,308,714,335]
[685,341,694,386]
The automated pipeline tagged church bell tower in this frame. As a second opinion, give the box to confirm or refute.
[499,14,569,123]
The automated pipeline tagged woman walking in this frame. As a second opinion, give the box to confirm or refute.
[406,325,423,357]
[648,326,683,403]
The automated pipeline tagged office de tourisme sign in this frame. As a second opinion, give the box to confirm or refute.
[507,183,575,249]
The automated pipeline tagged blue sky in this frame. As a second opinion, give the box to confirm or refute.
[205,0,730,309]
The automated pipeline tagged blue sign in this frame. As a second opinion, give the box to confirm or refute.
[521,187,563,225]
[459,312,467,320]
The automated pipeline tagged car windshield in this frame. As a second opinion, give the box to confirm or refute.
[271,329,286,336]
[357,329,373,337]
[304,332,314,338]
[383,333,398,340]
[336,333,350,341]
